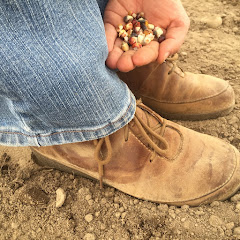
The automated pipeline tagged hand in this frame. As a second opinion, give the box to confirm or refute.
[104,0,190,72]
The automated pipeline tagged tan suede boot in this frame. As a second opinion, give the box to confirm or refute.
[31,101,240,206]
[117,54,235,120]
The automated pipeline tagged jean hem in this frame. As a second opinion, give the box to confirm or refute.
[0,92,136,147]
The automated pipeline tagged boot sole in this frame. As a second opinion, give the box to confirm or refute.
[159,105,234,121]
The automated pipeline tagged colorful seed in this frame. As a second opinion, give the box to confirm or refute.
[132,42,142,50]
[132,13,137,18]
[127,29,133,37]
[140,23,147,31]
[132,19,138,26]
[123,36,129,42]
[137,34,145,44]
[143,29,153,36]
[147,24,155,30]
[117,24,123,32]
[136,12,144,19]
[143,34,154,45]
[131,32,138,38]
[138,18,146,23]
[124,15,133,23]
[117,11,165,51]
[124,22,133,30]
[121,42,129,52]
[153,27,163,38]
[129,36,137,45]
[119,29,127,38]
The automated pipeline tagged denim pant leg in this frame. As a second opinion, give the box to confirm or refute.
[0,0,136,146]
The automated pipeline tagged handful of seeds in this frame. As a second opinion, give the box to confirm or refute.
[117,11,165,52]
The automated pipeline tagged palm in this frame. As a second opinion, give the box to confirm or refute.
[104,0,190,72]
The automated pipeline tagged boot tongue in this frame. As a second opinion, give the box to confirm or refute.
[129,105,165,148]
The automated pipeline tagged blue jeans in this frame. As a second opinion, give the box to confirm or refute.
[0,0,136,146]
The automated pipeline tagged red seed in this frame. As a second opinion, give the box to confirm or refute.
[132,19,138,26]
[134,22,140,28]
[132,42,142,50]
[129,37,137,45]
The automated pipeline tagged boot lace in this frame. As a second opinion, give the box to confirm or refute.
[94,100,169,189]
[166,53,184,77]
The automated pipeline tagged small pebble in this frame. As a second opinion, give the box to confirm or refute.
[210,201,220,207]
[234,227,240,235]
[133,199,139,205]
[100,223,106,230]
[233,27,239,33]
[183,221,190,230]
[195,210,205,216]
[88,199,94,206]
[209,215,223,227]
[85,194,92,201]
[236,202,240,210]
[231,194,240,202]
[181,205,190,211]
[226,222,235,230]
[83,233,96,240]
[205,16,223,28]
[56,188,66,208]
[180,51,188,57]
[115,212,121,218]
[85,214,93,223]
[95,211,100,217]
[101,198,107,204]
[228,116,239,125]
[119,207,125,213]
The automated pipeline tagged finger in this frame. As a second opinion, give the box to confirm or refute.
[116,49,136,72]
[104,23,117,52]
[158,20,190,63]
[132,40,159,67]
[106,38,123,69]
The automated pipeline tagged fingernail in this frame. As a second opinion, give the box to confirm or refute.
[163,52,170,61]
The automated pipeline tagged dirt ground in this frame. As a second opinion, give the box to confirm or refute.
[0,0,240,239]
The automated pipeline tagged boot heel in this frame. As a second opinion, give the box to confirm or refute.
[31,147,80,175]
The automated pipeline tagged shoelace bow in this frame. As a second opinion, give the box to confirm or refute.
[93,102,169,189]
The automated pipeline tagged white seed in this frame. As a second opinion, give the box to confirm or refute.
[123,36,129,42]
[121,42,129,52]
[154,27,163,38]
[134,26,141,32]
[137,34,145,44]
[117,24,123,32]
[143,34,154,45]
[56,188,66,208]
[132,13,137,18]
[148,24,155,30]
